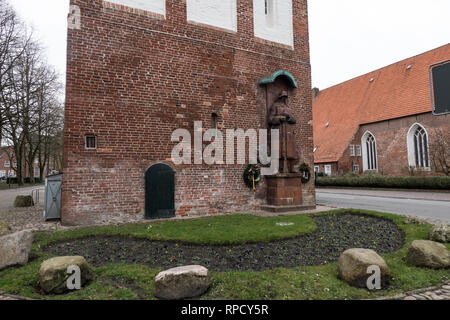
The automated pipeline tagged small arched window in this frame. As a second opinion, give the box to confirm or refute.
[407,124,430,168]
[211,113,218,138]
[211,113,217,129]
[362,131,378,171]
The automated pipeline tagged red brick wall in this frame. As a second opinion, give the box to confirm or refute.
[337,131,363,176]
[0,149,12,177]
[63,0,314,225]
[335,113,449,176]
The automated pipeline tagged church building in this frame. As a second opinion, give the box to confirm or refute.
[313,44,449,177]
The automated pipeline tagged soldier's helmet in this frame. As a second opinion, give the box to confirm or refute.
[279,91,288,98]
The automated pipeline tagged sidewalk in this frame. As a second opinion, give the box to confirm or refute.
[317,188,450,202]
[0,185,45,209]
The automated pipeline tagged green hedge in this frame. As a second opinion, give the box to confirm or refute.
[316,175,450,190]
[6,177,41,184]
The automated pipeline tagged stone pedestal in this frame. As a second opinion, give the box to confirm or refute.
[266,173,303,206]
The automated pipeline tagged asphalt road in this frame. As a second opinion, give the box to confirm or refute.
[316,188,450,224]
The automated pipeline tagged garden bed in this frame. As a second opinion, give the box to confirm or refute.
[0,209,448,300]
[44,213,405,271]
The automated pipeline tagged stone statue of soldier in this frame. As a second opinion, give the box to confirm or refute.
[268,91,300,173]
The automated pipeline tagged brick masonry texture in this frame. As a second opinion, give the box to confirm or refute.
[63,0,315,226]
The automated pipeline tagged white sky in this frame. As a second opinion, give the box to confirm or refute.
[9,0,450,91]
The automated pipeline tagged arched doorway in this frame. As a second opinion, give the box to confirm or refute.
[145,164,175,219]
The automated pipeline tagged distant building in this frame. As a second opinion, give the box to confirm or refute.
[313,44,450,176]
[0,147,14,178]
[0,146,39,179]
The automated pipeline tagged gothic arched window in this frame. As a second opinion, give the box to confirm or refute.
[362,131,378,171]
[407,124,430,169]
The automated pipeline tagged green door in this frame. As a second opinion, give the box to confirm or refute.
[145,164,175,219]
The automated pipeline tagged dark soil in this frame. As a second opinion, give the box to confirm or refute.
[44,213,405,272]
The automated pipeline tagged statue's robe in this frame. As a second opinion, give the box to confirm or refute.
[268,101,300,162]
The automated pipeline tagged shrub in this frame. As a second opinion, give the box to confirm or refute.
[14,195,34,207]
[6,177,18,184]
[316,175,450,190]
[343,173,360,178]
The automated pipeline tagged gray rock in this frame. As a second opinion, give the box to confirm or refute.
[0,230,33,270]
[39,256,94,294]
[0,221,12,236]
[154,265,210,300]
[406,240,450,269]
[338,248,390,288]
[429,224,450,243]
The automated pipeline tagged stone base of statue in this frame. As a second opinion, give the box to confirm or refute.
[260,204,316,213]
[265,173,303,206]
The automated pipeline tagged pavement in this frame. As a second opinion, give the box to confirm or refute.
[0,185,45,209]
[317,188,450,201]
[316,188,450,224]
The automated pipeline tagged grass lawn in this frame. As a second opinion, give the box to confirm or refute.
[0,209,448,300]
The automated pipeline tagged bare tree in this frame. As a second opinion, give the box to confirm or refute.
[0,1,64,185]
[23,57,62,183]
[37,100,64,180]
[429,128,450,176]
[0,0,27,146]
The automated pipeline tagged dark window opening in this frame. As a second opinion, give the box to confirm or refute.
[430,60,450,115]
[365,133,377,170]
[413,127,429,168]
[211,113,218,129]
[211,113,218,137]
[85,135,97,149]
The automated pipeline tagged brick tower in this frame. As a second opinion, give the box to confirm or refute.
[63,0,315,225]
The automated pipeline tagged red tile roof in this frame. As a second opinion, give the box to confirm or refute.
[313,44,450,163]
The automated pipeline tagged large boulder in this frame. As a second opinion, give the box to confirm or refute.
[338,248,390,288]
[39,256,94,294]
[429,224,450,243]
[0,230,33,270]
[406,240,450,269]
[154,265,210,300]
[0,221,12,236]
